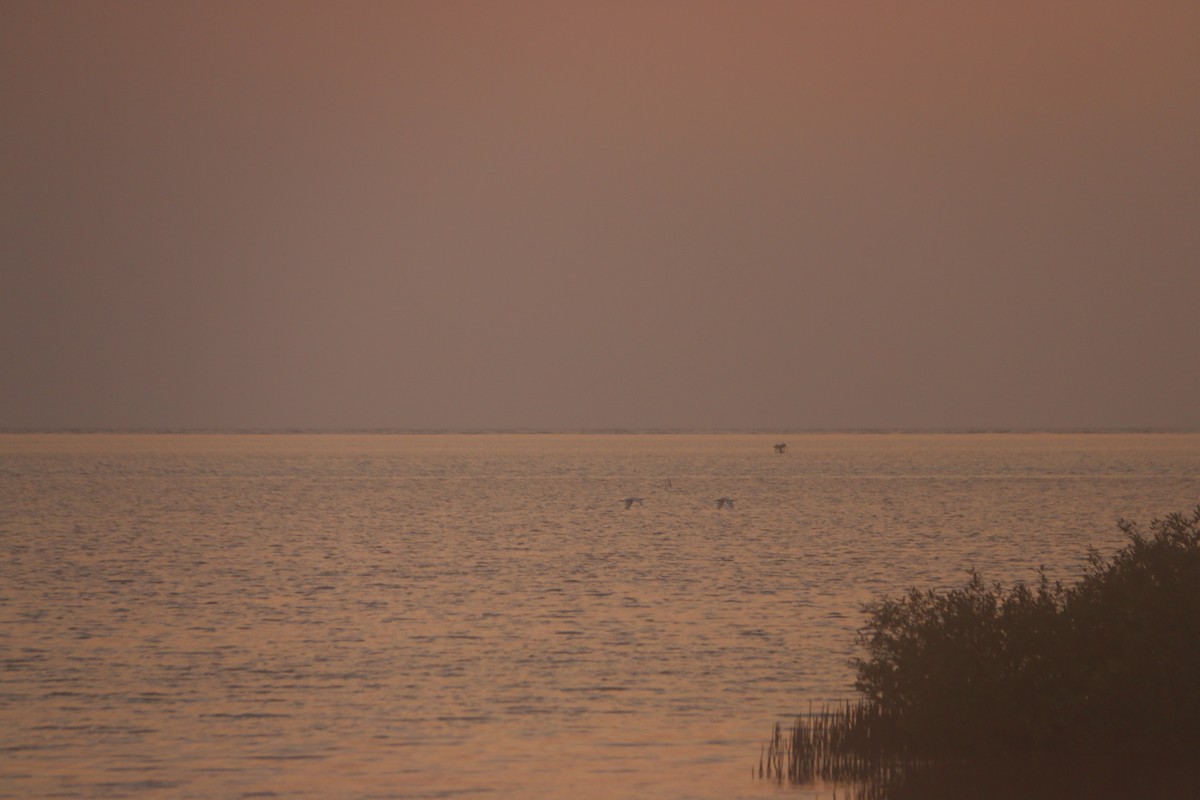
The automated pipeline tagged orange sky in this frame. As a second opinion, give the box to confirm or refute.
[3,1,1198,430]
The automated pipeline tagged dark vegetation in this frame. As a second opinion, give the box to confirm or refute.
[761,508,1200,797]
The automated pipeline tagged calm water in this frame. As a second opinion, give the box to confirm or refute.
[2,433,1199,799]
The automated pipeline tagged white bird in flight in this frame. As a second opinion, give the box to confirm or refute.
[716,497,735,510]
[623,497,644,509]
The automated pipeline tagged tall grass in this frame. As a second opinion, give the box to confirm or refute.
[758,702,903,785]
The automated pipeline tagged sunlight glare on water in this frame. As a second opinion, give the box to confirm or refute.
[2,433,1198,798]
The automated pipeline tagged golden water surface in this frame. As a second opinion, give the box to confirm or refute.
[2,433,1198,798]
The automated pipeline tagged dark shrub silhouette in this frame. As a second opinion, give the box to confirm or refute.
[764,508,1200,793]
[1062,508,1200,755]
[853,507,1200,759]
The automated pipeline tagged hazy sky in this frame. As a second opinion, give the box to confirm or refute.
[4,1,1198,431]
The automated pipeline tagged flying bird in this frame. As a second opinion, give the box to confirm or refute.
[716,497,735,510]
[623,497,644,509]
